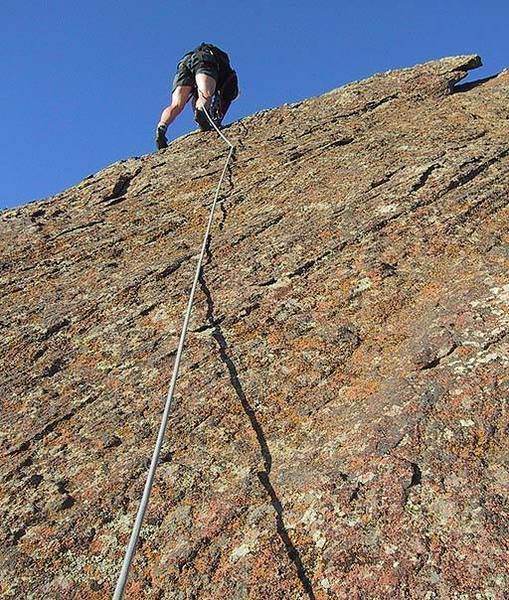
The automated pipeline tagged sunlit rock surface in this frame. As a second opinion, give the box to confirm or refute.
[1,55,509,599]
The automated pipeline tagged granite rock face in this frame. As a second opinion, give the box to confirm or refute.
[1,55,509,599]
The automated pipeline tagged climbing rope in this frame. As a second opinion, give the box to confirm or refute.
[113,107,235,600]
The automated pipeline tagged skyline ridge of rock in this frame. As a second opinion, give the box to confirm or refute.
[1,54,509,599]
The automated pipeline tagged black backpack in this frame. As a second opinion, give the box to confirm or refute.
[196,43,232,73]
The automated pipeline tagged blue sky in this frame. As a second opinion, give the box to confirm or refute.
[2,0,507,209]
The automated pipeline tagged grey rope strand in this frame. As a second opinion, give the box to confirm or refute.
[113,106,235,599]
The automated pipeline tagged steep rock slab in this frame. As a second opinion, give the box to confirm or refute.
[1,55,509,599]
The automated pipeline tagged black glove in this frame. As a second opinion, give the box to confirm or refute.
[155,124,168,149]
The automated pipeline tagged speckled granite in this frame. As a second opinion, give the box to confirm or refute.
[1,55,509,599]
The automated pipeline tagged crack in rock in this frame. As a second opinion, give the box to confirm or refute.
[218,147,237,231]
[50,219,105,240]
[101,167,142,203]
[197,238,316,599]
[420,342,459,370]
[410,163,442,193]
[445,147,509,194]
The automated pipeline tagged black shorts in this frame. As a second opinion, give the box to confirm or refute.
[171,51,219,92]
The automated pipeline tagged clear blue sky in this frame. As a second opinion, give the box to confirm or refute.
[2,0,507,209]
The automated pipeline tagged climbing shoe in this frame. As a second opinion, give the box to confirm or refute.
[194,107,212,132]
[155,124,168,149]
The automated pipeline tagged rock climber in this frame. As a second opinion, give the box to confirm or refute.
[155,42,239,149]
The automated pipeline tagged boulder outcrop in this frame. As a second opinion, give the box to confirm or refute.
[1,55,509,599]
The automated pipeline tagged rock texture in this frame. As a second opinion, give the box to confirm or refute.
[1,55,509,599]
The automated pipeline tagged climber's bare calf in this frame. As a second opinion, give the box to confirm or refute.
[158,85,193,129]
[194,73,216,111]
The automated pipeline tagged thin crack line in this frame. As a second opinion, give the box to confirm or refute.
[198,239,316,599]
[218,148,237,231]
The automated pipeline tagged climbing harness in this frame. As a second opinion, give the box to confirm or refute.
[113,107,235,600]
